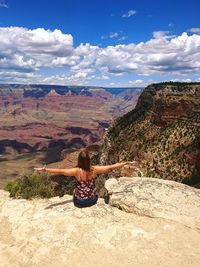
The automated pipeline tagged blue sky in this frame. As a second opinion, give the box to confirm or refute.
[0,0,200,86]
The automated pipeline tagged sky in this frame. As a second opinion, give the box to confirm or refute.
[0,0,200,87]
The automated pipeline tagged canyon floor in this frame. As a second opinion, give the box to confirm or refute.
[0,151,48,188]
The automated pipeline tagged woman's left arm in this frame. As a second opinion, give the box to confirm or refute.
[34,167,78,176]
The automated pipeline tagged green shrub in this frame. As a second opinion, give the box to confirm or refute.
[51,175,76,196]
[5,171,57,199]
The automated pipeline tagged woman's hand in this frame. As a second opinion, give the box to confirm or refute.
[34,165,46,172]
[125,161,138,166]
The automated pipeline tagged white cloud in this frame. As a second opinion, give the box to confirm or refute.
[129,79,143,84]
[168,23,174,27]
[118,36,128,41]
[171,78,192,82]
[109,82,116,86]
[109,32,119,38]
[0,27,200,85]
[122,10,136,18]
[36,71,95,86]
[0,0,8,8]
[96,32,200,76]
[73,72,88,79]
[153,31,170,39]
[0,27,73,72]
[101,31,127,41]
[188,28,200,33]
[101,32,119,39]
[99,75,109,80]
[101,35,107,40]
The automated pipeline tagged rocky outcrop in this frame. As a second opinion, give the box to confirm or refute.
[100,82,200,185]
[0,177,200,267]
[105,177,200,229]
[136,83,200,125]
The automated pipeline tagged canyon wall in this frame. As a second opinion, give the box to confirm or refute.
[0,85,142,155]
[99,82,200,186]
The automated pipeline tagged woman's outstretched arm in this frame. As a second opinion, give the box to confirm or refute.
[93,162,137,175]
[34,167,78,177]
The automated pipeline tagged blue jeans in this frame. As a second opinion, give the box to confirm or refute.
[73,195,98,208]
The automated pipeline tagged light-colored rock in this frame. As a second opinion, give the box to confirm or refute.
[105,177,200,229]
[0,178,200,267]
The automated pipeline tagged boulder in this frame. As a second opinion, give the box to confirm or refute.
[105,177,200,229]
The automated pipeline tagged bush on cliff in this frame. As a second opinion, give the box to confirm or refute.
[50,174,76,196]
[5,172,57,199]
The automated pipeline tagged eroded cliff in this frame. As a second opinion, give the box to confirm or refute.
[100,82,200,186]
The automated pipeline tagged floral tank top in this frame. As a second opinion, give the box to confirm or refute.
[73,168,97,200]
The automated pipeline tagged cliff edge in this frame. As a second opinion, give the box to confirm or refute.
[1,177,200,267]
[100,82,200,186]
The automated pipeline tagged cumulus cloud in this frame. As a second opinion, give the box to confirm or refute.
[0,27,74,72]
[97,32,200,76]
[122,10,136,18]
[153,31,170,39]
[188,28,200,33]
[0,27,200,85]
[0,0,8,8]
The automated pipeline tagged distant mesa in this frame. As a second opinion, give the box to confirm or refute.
[0,84,142,186]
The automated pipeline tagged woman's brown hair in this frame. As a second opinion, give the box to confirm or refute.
[77,149,91,171]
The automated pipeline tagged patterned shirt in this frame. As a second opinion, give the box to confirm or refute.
[74,179,97,200]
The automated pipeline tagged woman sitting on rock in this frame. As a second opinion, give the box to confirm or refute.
[34,149,135,208]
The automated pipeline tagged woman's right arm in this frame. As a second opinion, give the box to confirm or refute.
[93,162,128,175]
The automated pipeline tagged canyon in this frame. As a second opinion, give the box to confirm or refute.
[0,84,142,187]
[1,82,200,266]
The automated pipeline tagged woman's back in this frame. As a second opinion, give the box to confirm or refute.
[76,167,96,181]
[74,167,97,200]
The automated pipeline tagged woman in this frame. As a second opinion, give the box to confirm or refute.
[34,149,136,208]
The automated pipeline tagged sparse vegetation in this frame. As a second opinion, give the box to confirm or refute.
[4,171,77,199]
[102,83,200,187]
[5,172,57,199]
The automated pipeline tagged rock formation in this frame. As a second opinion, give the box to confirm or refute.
[105,177,200,229]
[0,85,142,186]
[99,82,200,186]
[0,85,142,155]
[0,177,200,267]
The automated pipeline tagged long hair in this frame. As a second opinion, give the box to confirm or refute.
[77,149,91,171]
